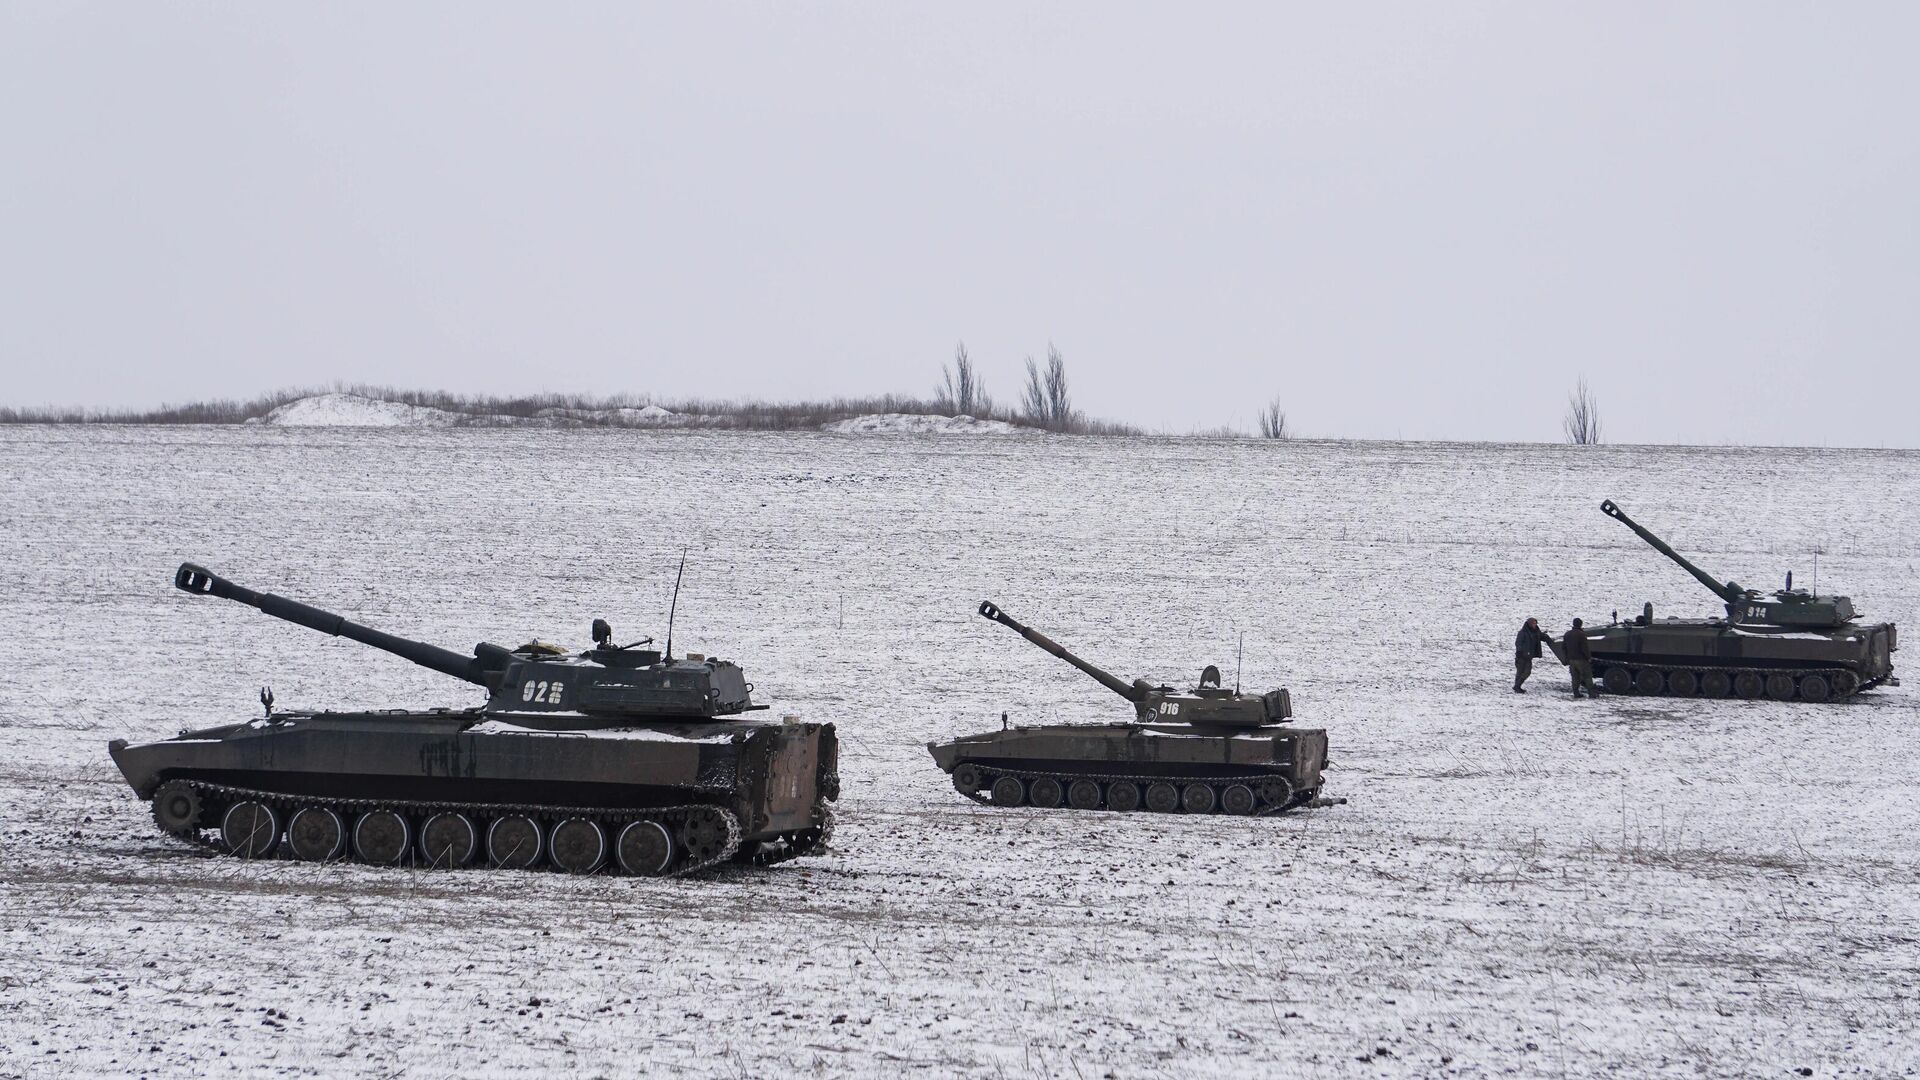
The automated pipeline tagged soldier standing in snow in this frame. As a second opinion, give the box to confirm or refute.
[1512,617,1553,693]
[1562,618,1595,698]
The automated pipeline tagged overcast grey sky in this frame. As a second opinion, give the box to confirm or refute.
[3,3,1915,444]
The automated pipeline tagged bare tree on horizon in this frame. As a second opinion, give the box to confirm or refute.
[935,341,991,417]
[1564,377,1602,445]
[1021,344,1077,431]
[1258,397,1290,439]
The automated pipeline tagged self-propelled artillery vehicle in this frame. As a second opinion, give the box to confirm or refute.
[1571,501,1897,701]
[928,602,1331,815]
[108,564,837,876]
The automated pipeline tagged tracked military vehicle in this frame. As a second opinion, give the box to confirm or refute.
[108,564,837,877]
[928,602,1331,815]
[1571,501,1897,701]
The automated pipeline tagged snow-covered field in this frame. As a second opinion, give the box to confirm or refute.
[1,426,1915,1079]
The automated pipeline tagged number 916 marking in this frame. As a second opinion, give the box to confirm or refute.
[521,680,565,704]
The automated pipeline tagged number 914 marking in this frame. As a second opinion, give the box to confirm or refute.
[520,680,565,705]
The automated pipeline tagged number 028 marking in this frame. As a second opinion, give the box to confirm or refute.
[520,680,565,704]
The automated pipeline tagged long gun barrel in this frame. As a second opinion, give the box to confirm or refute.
[1599,501,1744,603]
[175,563,510,686]
[977,601,1147,703]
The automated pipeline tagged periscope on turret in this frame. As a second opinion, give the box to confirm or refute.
[1561,501,1898,701]
[106,563,838,877]
[927,601,1333,815]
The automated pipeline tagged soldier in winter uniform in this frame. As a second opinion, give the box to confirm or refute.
[1513,617,1553,693]
[1562,617,1595,698]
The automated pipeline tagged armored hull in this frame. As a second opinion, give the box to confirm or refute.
[929,722,1327,814]
[1569,618,1897,702]
[111,712,838,876]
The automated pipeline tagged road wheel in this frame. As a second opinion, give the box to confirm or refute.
[1733,671,1765,699]
[1765,674,1796,701]
[353,811,411,866]
[1601,667,1633,695]
[989,776,1026,807]
[287,806,347,862]
[1180,783,1217,814]
[1144,782,1180,813]
[1798,674,1830,703]
[1667,670,1699,696]
[1832,671,1861,698]
[222,802,279,859]
[550,818,607,874]
[1028,777,1064,809]
[1105,782,1141,812]
[1700,670,1733,698]
[1221,784,1257,815]
[486,816,543,869]
[1066,780,1102,811]
[616,820,675,877]
[1633,669,1665,695]
[420,812,479,868]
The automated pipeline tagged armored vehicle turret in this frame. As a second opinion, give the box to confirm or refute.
[927,602,1331,815]
[1566,501,1897,701]
[973,601,1294,727]
[109,564,837,877]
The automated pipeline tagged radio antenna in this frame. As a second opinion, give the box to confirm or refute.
[664,549,687,661]
[1235,631,1244,694]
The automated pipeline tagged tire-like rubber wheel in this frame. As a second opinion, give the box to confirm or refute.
[1765,673,1796,701]
[222,802,280,859]
[287,806,347,862]
[1220,784,1257,815]
[616,820,675,877]
[1832,671,1861,698]
[1180,783,1217,814]
[420,812,479,868]
[1144,782,1180,813]
[952,764,982,793]
[989,776,1025,807]
[1601,667,1633,695]
[152,780,202,836]
[486,816,543,869]
[1700,670,1733,698]
[1734,671,1765,699]
[1066,780,1102,811]
[1028,778,1064,809]
[549,818,606,874]
[1798,674,1830,703]
[353,811,411,866]
[1667,670,1699,697]
[1634,669,1665,695]
[1105,782,1141,812]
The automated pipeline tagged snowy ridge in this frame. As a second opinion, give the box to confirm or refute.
[247,393,478,427]
[247,394,720,429]
[821,412,1028,434]
[248,394,1032,434]
[532,404,725,427]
